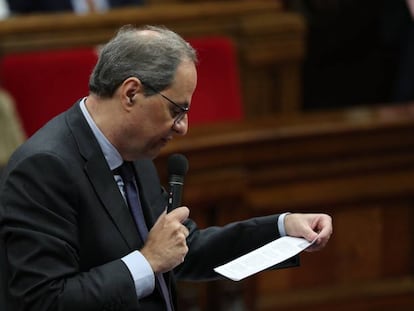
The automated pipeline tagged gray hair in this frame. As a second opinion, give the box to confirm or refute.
[89,25,197,98]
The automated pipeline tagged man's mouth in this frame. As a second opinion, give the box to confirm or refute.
[161,136,172,145]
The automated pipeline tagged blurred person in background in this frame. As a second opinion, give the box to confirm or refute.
[0,88,25,174]
[0,0,9,19]
[6,0,145,15]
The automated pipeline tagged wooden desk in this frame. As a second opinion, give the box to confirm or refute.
[154,103,414,310]
[0,0,305,116]
[156,103,414,208]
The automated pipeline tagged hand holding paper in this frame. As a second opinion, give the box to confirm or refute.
[284,213,332,252]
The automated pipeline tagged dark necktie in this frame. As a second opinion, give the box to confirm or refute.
[116,162,173,311]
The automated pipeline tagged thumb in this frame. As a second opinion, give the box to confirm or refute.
[168,206,189,223]
[303,228,318,242]
[153,209,168,226]
[285,214,318,241]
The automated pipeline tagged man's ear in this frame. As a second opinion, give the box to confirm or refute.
[127,90,136,105]
[121,77,142,107]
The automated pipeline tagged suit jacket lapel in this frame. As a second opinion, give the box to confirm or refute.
[66,103,141,250]
[85,157,142,248]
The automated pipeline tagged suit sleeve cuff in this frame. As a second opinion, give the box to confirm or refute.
[121,250,155,298]
[277,212,290,236]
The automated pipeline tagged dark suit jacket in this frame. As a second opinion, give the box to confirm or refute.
[7,0,144,14]
[0,102,297,310]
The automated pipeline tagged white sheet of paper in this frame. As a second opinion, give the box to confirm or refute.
[214,236,316,281]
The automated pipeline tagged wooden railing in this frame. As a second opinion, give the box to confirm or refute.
[154,103,414,311]
[0,0,305,116]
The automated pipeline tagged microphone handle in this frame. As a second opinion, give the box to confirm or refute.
[167,175,184,212]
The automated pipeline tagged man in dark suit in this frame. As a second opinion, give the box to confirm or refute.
[0,25,333,310]
[7,0,144,14]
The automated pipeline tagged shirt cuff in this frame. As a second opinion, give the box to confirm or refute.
[121,250,155,298]
[277,212,290,237]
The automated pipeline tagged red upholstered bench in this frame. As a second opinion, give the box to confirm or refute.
[187,37,244,125]
[0,47,98,137]
[0,36,243,137]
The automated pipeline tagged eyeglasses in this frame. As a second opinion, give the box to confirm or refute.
[142,82,189,126]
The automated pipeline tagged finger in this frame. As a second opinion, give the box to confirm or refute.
[311,233,331,251]
[153,209,168,226]
[168,206,189,223]
[303,226,319,242]
[316,216,333,239]
[318,227,332,241]
[181,225,190,238]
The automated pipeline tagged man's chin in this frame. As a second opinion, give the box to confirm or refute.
[144,139,170,159]
[147,146,163,160]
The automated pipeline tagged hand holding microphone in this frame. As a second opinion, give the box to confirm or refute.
[142,154,190,272]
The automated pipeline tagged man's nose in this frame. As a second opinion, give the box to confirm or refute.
[172,114,189,135]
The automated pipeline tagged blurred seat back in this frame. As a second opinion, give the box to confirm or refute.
[186,37,244,125]
[0,47,98,136]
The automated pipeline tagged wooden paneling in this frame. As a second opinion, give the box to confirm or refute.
[154,103,414,310]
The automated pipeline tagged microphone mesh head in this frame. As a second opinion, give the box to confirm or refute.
[167,153,189,176]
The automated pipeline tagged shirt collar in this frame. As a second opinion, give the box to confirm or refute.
[79,97,123,170]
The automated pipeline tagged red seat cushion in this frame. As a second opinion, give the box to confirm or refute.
[186,37,244,125]
[0,48,98,136]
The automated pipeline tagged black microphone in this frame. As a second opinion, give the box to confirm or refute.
[167,153,189,212]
